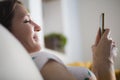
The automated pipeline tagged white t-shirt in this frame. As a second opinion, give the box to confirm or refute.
[31,51,96,80]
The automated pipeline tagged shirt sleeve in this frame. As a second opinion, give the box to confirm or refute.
[67,66,97,80]
[31,51,96,80]
[31,51,65,71]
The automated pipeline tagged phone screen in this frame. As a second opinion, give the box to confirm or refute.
[100,13,105,37]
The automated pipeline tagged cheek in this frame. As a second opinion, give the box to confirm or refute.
[20,29,33,43]
[12,25,33,42]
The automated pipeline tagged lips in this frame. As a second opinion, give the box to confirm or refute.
[33,34,39,42]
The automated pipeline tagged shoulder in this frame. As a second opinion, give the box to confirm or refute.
[31,51,65,70]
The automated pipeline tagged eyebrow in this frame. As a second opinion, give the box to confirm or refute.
[18,13,30,19]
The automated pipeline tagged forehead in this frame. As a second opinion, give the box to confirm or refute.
[14,3,28,19]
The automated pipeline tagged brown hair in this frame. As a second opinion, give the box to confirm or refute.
[0,0,22,31]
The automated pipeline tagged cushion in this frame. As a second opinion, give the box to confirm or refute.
[0,24,43,80]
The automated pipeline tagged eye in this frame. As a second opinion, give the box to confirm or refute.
[23,19,31,23]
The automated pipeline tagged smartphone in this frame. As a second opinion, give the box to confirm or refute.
[100,13,105,37]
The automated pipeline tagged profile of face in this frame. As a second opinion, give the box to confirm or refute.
[11,3,41,53]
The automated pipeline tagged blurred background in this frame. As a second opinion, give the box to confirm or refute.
[20,0,120,69]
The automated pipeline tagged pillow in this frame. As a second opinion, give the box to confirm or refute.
[0,24,43,80]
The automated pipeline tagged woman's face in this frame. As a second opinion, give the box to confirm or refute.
[11,3,41,53]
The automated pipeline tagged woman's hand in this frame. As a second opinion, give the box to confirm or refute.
[92,28,117,64]
[91,28,117,80]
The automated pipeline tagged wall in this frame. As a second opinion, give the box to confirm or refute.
[21,0,120,69]
[78,0,120,69]
[43,0,83,63]
[61,0,83,63]
[43,0,64,35]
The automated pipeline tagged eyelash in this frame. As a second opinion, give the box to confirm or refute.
[24,20,31,23]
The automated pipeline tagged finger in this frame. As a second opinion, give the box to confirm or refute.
[111,41,117,56]
[112,41,116,47]
[91,45,96,54]
[102,28,111,39]
[109,37,112,41]
[112,47,118,57]
[95,28,101,46]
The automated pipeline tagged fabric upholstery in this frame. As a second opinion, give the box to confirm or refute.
[0,24,43,80]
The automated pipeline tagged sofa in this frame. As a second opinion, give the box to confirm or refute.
[0,24,43,80]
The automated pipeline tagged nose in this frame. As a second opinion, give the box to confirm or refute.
[33,21,41,32]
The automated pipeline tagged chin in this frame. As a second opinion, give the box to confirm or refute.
[34,45,41,52]
[28,45,41,53]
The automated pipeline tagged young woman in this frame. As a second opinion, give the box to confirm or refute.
[0,0,117,80]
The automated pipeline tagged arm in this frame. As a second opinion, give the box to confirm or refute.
[92,28,117,80]
[41,60,76,80]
